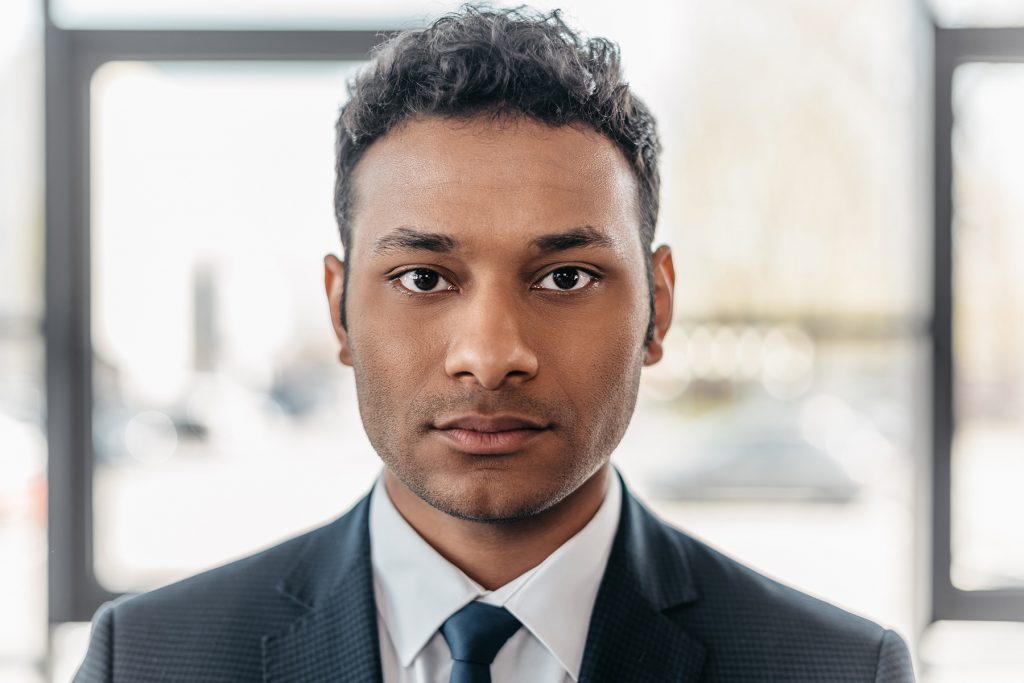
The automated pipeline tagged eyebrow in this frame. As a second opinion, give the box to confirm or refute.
[530,225,616,252]
[372,227,459,255]
[370,224,615,255]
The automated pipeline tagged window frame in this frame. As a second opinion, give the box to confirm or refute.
[931,25,1024,622]
[44,3,1024,629]
[43,3,386,623]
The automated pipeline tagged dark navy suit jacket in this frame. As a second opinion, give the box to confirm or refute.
[75,480,915,682]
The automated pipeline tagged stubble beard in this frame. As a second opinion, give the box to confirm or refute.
[351,361,642,525]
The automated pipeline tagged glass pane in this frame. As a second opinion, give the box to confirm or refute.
[90,61,381,592]
[951,62,1024,590]
[49,0,632,30]
[0,0,46,679]
[51,0,433,29]
[929,0,1024,28]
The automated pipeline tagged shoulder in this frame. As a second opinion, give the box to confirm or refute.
[642,506,914,681]
[112,525,315,631]
[75,498,370,682]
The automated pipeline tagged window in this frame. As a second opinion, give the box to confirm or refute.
[46,0,954,654]
[45,21,383,623]
[89,60,374,591]
[932,26,1024,621]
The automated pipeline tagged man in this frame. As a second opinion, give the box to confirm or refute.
[76,6,915,682]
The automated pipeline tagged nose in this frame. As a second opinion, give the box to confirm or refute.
[444,288,539,390]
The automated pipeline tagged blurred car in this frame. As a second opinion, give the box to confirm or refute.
[646,395,861,503]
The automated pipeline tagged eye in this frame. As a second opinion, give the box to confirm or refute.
[394,268,453,293]
[534,266,598,291]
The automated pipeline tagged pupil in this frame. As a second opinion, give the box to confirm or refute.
[412,269,439,290]
[552,268,579,290]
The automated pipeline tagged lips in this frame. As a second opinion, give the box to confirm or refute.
[432,414,550,454]
[434,414,548,432]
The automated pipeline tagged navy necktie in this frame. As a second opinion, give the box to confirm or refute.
[440,602,522,683]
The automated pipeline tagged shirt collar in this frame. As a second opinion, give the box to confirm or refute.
[499,476,621,680]
[369,472,622,681]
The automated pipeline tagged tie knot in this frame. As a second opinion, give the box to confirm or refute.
[440,602,522,665]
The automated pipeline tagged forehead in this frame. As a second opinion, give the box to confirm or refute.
[347,115,640,252]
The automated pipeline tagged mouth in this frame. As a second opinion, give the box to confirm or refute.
[431,414,551,455]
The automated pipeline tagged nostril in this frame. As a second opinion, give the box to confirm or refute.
[443,309,539,387]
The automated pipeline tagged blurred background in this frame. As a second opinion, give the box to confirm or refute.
[2,0,1024,680]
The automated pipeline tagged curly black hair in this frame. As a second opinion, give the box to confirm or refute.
[334,5,661,338]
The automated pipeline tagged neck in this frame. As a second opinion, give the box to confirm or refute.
[383,465,611,590]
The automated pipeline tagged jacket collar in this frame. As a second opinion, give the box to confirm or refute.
[260,475,705,683]
[261,496,382,683]
[578,476,706,682]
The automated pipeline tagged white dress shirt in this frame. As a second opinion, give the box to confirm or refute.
[369,474,622,683]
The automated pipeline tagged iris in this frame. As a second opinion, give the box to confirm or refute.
[412,269,439,291]
[551,267,579,290]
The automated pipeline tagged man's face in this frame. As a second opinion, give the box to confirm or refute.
[326,115,673,522]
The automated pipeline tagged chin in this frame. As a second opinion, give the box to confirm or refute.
[420,468,566,524]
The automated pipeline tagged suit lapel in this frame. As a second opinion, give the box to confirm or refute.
[258,478,706,682]
[579,480,706,682]
[261,496,383,683]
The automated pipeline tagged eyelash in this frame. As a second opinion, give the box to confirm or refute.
[387,266,602,295]
[532,267,601,292]
[389,268,456,294]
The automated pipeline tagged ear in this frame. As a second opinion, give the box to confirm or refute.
[324,254,353,366]
[643,244,675,366]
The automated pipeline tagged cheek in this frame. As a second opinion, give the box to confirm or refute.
[543,308,645,433]
[583,343,644,460]
[351,326,441,397]
[587,328,644,409]
[349,275,445,360]
[347,299,449,422]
